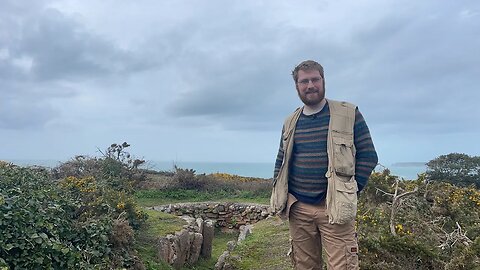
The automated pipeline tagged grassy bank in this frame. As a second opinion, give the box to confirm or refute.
[135,189,269,207]
[228,216,292,270]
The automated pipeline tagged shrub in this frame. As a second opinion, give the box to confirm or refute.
[0,163,83,269]
[0,143,148,269]
[171,167,207,190]
[426,153,480,188]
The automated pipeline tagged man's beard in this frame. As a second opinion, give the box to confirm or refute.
[297,88,325,106]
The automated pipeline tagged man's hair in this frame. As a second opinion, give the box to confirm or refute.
[291,60,325,83]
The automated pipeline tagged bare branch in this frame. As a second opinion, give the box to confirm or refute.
[438,222,473,249]
[375,187,394,197]
[395,187,419,201]
[389,179,418,236]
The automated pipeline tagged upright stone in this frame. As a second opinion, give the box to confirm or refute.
[201,219,215,259]
[188,232,204,264]
[157,235,174,264]
[172,229,190,269]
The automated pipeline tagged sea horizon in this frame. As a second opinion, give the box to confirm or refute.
[3,159,426,180]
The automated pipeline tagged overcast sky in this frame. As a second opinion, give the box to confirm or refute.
[1,0,479,167]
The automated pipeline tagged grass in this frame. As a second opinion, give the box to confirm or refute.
[143,209,187,235]
[228,216,293,270]
[135,189,269,207]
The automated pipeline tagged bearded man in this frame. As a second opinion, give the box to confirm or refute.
[271,60,378,270]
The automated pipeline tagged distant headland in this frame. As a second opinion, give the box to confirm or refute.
[391,162,426,167]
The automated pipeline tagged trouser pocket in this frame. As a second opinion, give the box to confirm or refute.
[346,244,359,270]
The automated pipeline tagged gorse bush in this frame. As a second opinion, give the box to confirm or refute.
[356,170,480,269]
[0,143,147,269]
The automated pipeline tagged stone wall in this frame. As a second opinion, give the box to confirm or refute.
[152,202,270,228]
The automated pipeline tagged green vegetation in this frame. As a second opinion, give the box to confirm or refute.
[135,189,269,207]
[135,167,271,207]
[142,209,187,236]
[2,150,480,269]
[228,217,291,270]
[225,169,480,269]
[0,143,147,269]
[427,152,480,188]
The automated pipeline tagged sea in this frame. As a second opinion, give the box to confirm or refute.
[5,159,426,180]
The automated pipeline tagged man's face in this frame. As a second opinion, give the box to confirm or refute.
[296,69,325,106]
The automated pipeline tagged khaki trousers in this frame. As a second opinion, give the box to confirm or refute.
[287,194,359,270]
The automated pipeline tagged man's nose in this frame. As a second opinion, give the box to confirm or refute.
[307,80,315,87]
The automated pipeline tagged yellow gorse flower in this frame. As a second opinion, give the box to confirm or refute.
[117,202,126,209]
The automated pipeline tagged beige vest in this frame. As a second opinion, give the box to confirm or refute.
[270,99,357,224]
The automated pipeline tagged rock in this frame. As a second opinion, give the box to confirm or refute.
[237,224,253,244]
[157,236,173,264]
[171,229,190,269]
[206,212,219,218]
[214,251,230,270]
[181,215,196,226]
[227,240,236,251]
[201,219,215,259]
[187,232,203,264]
[196,218,204,234]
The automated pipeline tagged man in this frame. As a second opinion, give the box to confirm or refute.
[271,60,378,269]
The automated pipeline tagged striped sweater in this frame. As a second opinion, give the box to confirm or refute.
[274,102,378,204]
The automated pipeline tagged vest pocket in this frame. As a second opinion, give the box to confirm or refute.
[333,175,358,224]
[332,136,355,176]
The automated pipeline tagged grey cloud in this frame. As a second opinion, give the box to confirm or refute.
[324,3,480,134]
[164,0,480,135]
[1,6,158,82]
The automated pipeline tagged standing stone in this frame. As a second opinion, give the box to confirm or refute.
[188,232,204,264]
[201,219,215,259]
[157,235,174,264]
[172,229,191,269]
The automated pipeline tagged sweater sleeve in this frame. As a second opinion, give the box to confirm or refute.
[273,126,285,181]
[353,108,378,192]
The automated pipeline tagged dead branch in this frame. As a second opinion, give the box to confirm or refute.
[375,178,419,236]
[438,222,473,249]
